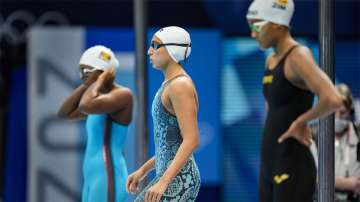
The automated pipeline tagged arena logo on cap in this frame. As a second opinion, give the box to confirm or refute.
[99,50,111,62]
[272,0,288,10]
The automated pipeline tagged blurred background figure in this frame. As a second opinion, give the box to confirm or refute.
[333,84,360,202]
[1,0,359,202]
[311,83,360,202]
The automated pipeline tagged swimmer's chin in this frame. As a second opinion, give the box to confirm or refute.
[259,44,271,51]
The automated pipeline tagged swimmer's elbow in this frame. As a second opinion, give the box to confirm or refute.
[323,94,343,111]
[183,135,199,151]
[190,135,200,150]
[78,101,94,114]
[57,110,67,119]
[193,137,199,150]
[57,108,73,119]
[330,94,344,110]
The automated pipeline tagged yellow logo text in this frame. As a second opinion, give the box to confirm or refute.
[274,174,289,184]
[262,75,273,84]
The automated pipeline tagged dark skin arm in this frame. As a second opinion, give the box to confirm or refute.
[78,68,133,125]
[57,70,102,120]
[57,84,88,120]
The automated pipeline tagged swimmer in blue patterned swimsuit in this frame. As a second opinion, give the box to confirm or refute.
[126,26,201,202]
[58,45,133,202]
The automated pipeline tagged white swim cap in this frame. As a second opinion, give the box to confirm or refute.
[79,45,119,70]
[246,0,295,27]
[155,26,191,63]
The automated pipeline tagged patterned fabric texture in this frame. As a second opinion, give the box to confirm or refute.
[135,76,201,202]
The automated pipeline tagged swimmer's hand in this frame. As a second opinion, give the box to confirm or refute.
[145,179,168,202]
[99,67,116,86]
[126,169,146,194]
[278,120,312,147]
[91,67,116,97]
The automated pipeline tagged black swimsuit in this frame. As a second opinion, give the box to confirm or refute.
[260,45,317,202]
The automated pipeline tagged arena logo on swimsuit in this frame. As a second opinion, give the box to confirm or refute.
[273,173,289,184]
[272,0,288,10]
[263,75,274,84]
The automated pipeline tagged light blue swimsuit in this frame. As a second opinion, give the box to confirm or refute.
[82,114,128,202]
[135,75,201,202]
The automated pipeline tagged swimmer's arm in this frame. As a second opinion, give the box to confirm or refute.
[79,67,132,115]
[78,83,132,115]
[158,80,199,185]
[57,84,88,120]
[138,157,156,176]
[289,47,343,125]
